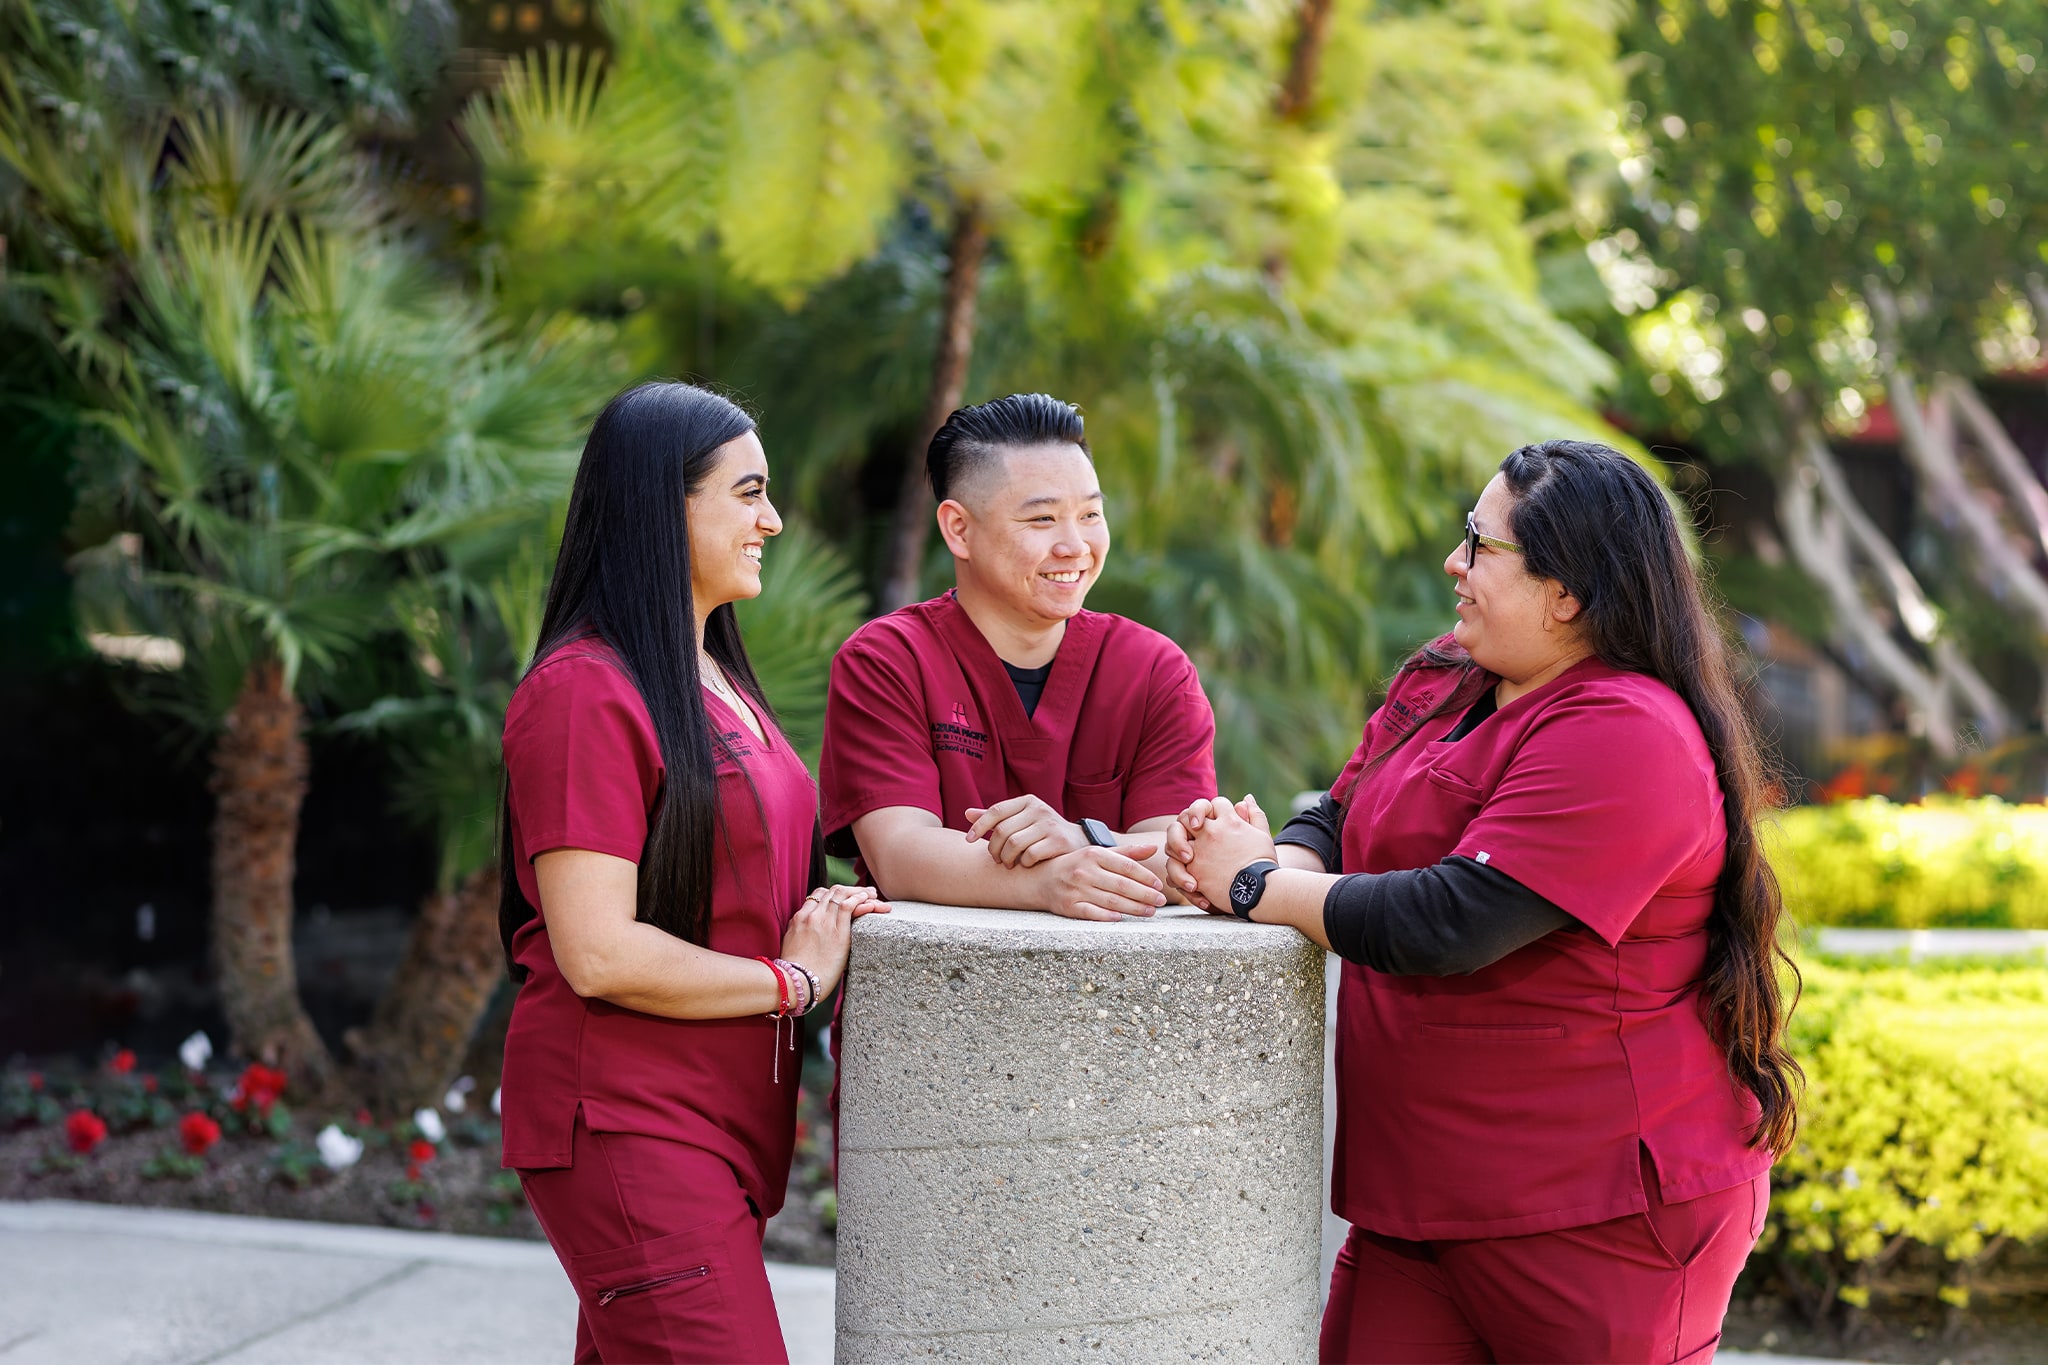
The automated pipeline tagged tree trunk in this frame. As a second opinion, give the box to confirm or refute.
[210,658,333,1089]
[343,863,503,1116]
[1275,0,1337,121]
[1777,438,1960,755]
[1946,375,2048,559]
[1794,422,2013,744]
[1885,366,2048,641]
[879,201,989,614]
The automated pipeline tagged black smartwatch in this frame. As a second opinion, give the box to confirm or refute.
[1080,818,1118,849]
[1228,859,1281,920]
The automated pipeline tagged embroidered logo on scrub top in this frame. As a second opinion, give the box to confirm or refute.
[714,729,756,761]
[932,704,989,761]
[1381,687,1438,737]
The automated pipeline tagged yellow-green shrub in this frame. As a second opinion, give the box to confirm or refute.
[1770,797,2048,928]
[1769,961,2048,1309]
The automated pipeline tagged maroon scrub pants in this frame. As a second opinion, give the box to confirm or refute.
[519,1112,787,1365]
[1320,1152,1769,1364]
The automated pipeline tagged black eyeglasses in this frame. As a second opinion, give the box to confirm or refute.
[1465,513,1522,570]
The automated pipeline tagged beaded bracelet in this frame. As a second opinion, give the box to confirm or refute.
[783,960,820,1015]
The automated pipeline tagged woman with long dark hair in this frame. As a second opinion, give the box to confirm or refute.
[1172,440,1799,1363]
[497,381,884,1364]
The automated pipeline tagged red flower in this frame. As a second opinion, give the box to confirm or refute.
[110,1049,137,1074]
[1816,763,1870,803]
[64,1110,108,1155]
[405,1162,421,1181]
[354,1108,374,1128]
[408,1138,437,1165]
[233,1063,288,1115]
[143,1075,159,1094]
[26,1072,42,1092]
[178,1112,222,1156]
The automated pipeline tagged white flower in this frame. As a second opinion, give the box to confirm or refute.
[443,1075,477,1114]
[413,1107,446,1143]
[490,1086,502,1116]
[316,1124,363,1171]
[178,1030,213,1072]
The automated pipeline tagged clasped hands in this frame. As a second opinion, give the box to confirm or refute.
[1165,794,1280,915]
[959,792,1278,920]
[963,795,1166,922]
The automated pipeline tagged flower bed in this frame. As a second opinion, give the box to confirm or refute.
[1772,798,2048,929]
[0,1041,839,1265]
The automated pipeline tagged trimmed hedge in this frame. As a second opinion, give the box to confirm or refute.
[1767,960,2048,1315]
[1771,797,2048,929]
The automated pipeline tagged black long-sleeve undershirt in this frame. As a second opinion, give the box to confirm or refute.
[1272,691,1574,975]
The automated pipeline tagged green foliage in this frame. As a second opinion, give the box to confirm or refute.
[733,521,870,771]
[268,1138,323,1188]
[470,0,1641,801]
[1772,961,2048,1307]
[1616,0,2048,434]
[3,0,623,897]
[1772,797,2048,929]
[141,1147,207,1180]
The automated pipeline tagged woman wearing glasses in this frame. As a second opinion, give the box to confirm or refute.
[1171,440,1800,1363]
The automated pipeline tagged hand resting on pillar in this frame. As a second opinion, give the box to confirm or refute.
[853,803,1171,922]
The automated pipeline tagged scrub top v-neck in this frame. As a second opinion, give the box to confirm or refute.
[497,639,817,1219]
[820,591,1217,858]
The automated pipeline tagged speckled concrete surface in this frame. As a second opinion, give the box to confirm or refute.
[835,902,1327,1362]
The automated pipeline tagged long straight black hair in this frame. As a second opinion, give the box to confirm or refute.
[498,380,817,979]
[1353,440,1802,1152]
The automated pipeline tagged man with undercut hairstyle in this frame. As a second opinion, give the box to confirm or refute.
[820,393,1217,920]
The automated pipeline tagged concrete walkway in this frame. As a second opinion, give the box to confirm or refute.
[0,1199,826,1364]
[0,1199,1844,1364]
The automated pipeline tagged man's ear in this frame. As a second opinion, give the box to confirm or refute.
[936,498,973,560]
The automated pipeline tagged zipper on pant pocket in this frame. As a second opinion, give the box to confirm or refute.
[597,1264,710,1306]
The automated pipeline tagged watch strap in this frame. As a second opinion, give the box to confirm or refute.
[1231,859,1281,919]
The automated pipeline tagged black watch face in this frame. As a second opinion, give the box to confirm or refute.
[1231,869,1259,908]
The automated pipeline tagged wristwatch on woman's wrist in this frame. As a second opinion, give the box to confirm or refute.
[1080,818,1118,849]
[1228,860,1281,920]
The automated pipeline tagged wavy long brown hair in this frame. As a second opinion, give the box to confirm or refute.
[1358,441,1802,1151]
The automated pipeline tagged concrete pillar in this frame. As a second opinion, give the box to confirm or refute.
[835,903,1327,1362]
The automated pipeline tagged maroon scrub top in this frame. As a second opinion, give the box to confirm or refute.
[1328,640,1770,1241]
[497,640,816,1218]
[819,592,1217,857]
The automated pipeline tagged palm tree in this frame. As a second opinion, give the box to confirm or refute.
[466,0,1643,806]
[0,0,535,1086]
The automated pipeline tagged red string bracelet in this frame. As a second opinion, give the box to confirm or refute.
[753,955,791,1016]
[753,955,795,1083]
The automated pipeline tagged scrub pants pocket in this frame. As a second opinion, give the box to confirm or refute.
[519,1113,788,1365]
[568,1225,733,1361]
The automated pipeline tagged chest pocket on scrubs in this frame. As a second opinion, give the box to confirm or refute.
[1366,760,1488,872]
[1063,774,1124,829]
